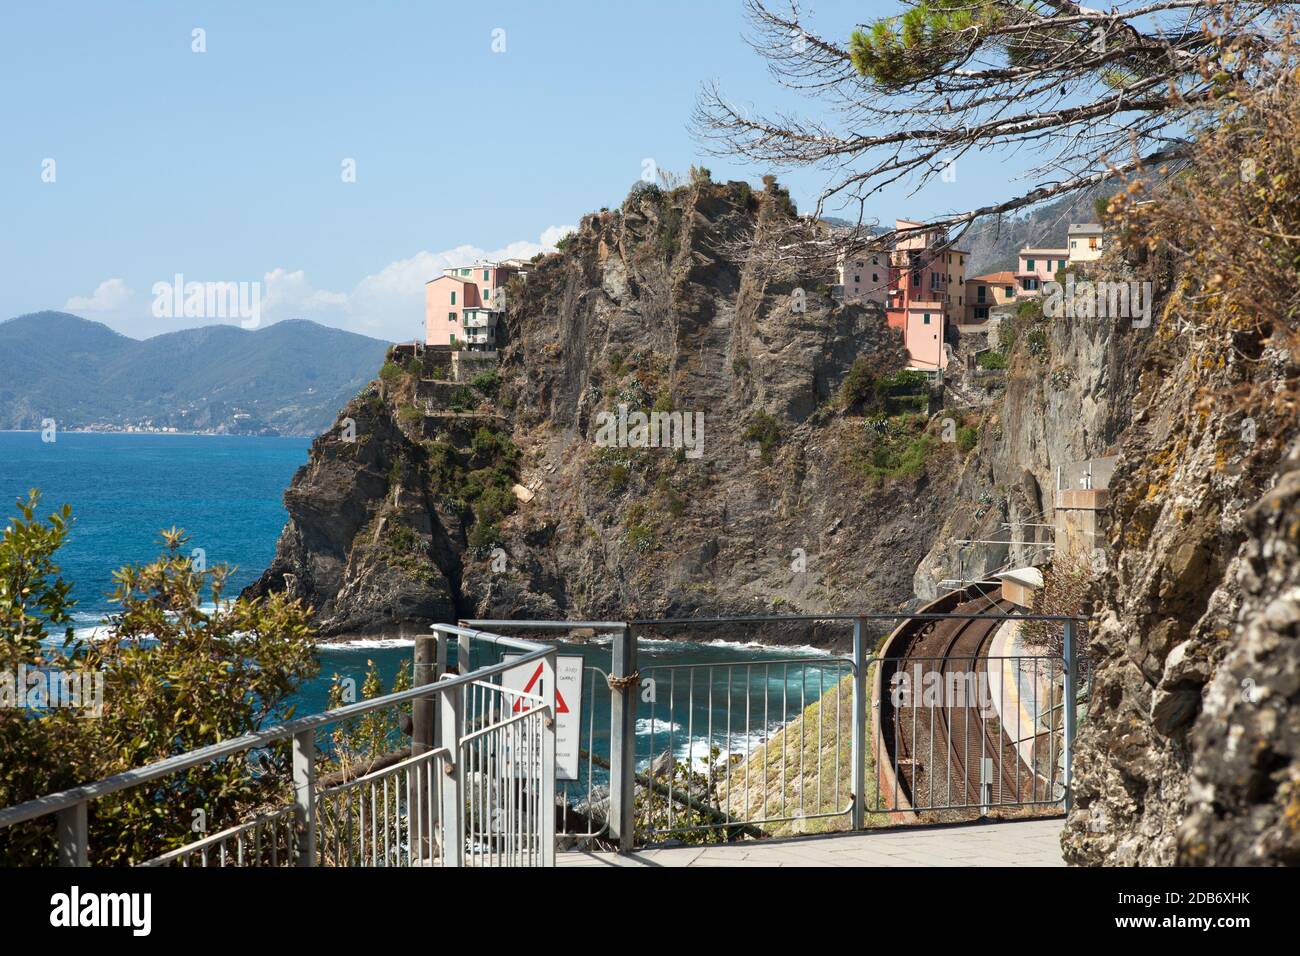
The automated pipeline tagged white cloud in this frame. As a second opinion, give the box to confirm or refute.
[64,278,135,312]
[539,224,576,248]
[62,225,577,342]
[260,225,577,341]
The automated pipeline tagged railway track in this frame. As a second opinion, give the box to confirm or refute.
[883,587,1061,818]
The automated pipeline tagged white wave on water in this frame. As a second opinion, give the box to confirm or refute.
[587,633,833,656]
[53,606,417,652]
[322,637,416,650]
[698,638,834,656]
[635,717,684,736]
[668,727,781,767]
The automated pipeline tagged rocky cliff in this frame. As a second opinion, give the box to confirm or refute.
[247,178,970,644]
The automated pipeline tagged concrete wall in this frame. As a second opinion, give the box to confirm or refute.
[1054,488,1110,564]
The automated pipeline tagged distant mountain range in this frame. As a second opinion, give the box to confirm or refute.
[0,312,391,436]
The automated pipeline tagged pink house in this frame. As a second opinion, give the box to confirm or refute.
[424,260,520,350]
[884,219,966,371]
[1015,247,1068,298]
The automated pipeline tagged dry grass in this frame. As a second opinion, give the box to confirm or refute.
[722,670,889,837]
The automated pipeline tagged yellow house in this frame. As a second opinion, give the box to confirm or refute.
[964,271,1018,323]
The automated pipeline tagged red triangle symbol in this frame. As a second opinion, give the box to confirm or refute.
[512,662,569,714]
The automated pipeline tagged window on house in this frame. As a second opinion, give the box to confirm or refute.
[448,312,456,321]
[977,286,987,303]
[461,269,470,276]
[483,269,490,281]
[1071,240,1078,248]
[854,275,860,284]
[1059,260,1066,271]
[912,272,920,287]
[1026,258,1035,270]
[1005,286,1014,296]
[450,291,456,305]
[1089,237,1099,249]
[975,306,989,320]
[922,313,931,324]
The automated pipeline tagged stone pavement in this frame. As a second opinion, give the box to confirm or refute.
[557,817,1065,867]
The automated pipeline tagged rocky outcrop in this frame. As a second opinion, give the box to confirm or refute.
[244,383,470,636]
[1061,317,1299,865]
[248,179,967,644]
[1180,449,1300,864]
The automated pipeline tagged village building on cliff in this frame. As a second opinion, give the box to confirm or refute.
[424,258,529,351]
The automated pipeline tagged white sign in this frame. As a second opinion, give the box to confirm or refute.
[501,654,584,781]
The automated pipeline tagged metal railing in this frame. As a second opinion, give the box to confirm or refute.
[0,610,1086,861]
[463,612,1087,850]
[877,654,1068,816]
[640,656,855,838]
[0,623,556,867]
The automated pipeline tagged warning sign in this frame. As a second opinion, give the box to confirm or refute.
[501,654,584,781]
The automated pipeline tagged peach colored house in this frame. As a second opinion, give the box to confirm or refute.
[424,260,519,350]
[1015,247,1068,297]
[964,271,1017,323]
[835,251,888,306]
[884,219,967,371]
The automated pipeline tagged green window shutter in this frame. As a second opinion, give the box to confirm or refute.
[451,291,456,305]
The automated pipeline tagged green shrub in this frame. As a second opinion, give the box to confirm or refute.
[379,361,404,385]
[0,503,316,865]
[743,411,781,461]
[977,350,1009,370]
[470,369,500,396]
[846,416,937,485]
[839,357,877,410]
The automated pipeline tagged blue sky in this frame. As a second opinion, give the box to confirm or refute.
[1,1,1036,342]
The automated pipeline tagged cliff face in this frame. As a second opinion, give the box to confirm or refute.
[912,282,1148,598]
[244,384,467,636]
[248,179,966,643]
[1062,318,1300,865]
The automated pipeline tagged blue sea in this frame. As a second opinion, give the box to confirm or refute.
[0,431,841,786]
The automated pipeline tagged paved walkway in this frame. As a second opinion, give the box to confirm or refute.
[557,817,1065,867]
